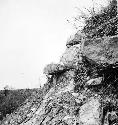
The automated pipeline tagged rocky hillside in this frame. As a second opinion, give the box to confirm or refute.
[1,0,118,125]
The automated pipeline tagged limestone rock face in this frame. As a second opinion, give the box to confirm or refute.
[60,46,82,67]
[82,35,118,65]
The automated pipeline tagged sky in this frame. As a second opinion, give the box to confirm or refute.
[0,0,108,89]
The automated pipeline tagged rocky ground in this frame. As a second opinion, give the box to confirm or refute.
[0,0,118,125]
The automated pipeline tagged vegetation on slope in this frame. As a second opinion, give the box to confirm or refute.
[0,88,39,121]
[82,0,117,38]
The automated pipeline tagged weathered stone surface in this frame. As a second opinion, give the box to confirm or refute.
[60,46,82,67]
[82,35,118,65]
[43,63,67,75]
[79,96,102,125]
[55,69,75,91]
[20,74,78,125]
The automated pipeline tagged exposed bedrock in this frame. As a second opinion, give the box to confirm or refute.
[82,35,118,65]
[43,63,69,75]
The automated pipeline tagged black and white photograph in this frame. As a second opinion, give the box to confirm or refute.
[0,0,117,124]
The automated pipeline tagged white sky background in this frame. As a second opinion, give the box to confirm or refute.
[0,0,108,89]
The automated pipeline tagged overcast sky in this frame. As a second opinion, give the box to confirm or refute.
[0,0,108,89]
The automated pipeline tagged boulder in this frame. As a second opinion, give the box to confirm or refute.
[82,35,118,65]
[60,46,82,67]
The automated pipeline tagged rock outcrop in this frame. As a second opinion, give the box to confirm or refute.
[1,0,118,125]
[82,35,118,65]
[60,46,82,67]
